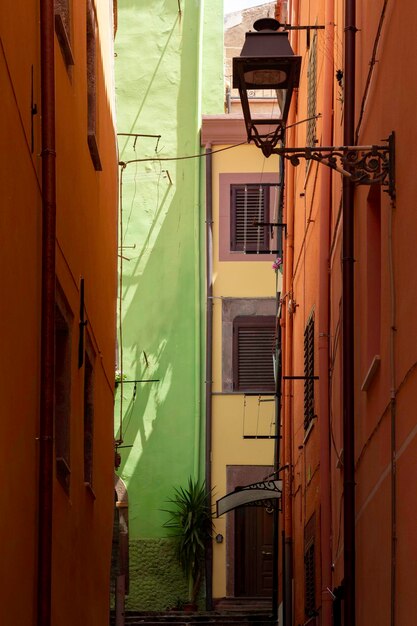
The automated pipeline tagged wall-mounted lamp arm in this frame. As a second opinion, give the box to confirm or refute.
[264,132,395,199]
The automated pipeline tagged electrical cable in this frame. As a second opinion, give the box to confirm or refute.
[117,166,125,444]
[118,115,322,170]
[119,141,249,167]
[355,0,390,144]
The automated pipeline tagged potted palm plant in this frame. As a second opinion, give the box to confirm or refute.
[164,477,213,611]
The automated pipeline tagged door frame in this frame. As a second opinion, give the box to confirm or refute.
[226,465,273,597]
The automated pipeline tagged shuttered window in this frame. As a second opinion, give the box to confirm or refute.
[233,316,275,392]
[305,542,316,616]
[87,0,102,170]
[306,32,317,148]
[304,513,316,618]
[55,0,74,66]
[55,302,72,493]
[230,184,270,252]
[304,315,315,429]
[83,349,94,486]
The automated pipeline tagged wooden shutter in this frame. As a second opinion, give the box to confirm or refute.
[230,185,270,251]
[304,315,315,429]
[233,316,275,391]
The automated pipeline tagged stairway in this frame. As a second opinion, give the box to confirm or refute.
[110,600,275,626]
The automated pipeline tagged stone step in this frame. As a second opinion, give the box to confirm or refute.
[110,616,274,626]
[214,599,272,614]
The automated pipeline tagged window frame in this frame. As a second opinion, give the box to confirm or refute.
[219,174,280,262]
[230,183,271,253]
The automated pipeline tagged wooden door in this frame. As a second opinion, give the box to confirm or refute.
[235,504,274,597]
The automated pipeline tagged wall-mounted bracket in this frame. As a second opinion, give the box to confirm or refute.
[267,132,395,199]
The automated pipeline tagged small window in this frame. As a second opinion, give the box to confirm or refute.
[55,0,74,66]
[55,301,72,492]
[230,184,270,252]
[306,32,317,148]
[304,513,316,618]
[83,349,94,486]
[87,0,102,170]
[304,314,315,430]
[233,316,276,392]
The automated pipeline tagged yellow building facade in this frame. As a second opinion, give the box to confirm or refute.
[202,116,281,604]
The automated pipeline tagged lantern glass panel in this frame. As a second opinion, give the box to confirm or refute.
[244,68,288,86]
[245,86,289,122]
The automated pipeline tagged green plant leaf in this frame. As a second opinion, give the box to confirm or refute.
[162,477,214,603]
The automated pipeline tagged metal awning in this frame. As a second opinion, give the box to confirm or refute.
[216,480,282,517]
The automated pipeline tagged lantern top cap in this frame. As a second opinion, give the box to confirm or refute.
[253,18,281,32]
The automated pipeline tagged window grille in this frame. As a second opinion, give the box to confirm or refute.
[304,314,315,429]
[233,316,276,392]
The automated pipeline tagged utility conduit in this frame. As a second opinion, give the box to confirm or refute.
[38,1,56,625]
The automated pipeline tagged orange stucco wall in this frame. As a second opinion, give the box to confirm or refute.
[0,2,117,624]
[282,0,417,624]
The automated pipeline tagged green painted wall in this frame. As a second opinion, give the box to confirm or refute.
[114,0,223,608]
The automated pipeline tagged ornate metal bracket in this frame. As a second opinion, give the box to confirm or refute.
[216,480,282,517]
[264,132,396,200]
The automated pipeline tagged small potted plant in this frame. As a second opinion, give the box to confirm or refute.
[164,477,213,611]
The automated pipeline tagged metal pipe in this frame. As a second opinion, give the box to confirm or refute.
[318,2,334,625]
[342,0,356,623]
[38,0,56,624]
[388,185,397,626]
[281,1,299,621]
[204,143,214,611]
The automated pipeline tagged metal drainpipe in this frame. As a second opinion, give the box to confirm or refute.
[342,0,356,624]
[281,3,299,624]
[282,121,294,626]
[204,143,214,611]
[318,2,334,625]
[272,154,285,623]
[38,0,56,625]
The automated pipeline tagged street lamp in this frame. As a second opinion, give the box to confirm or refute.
[233,19,395,198]
[233,18,301,157]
